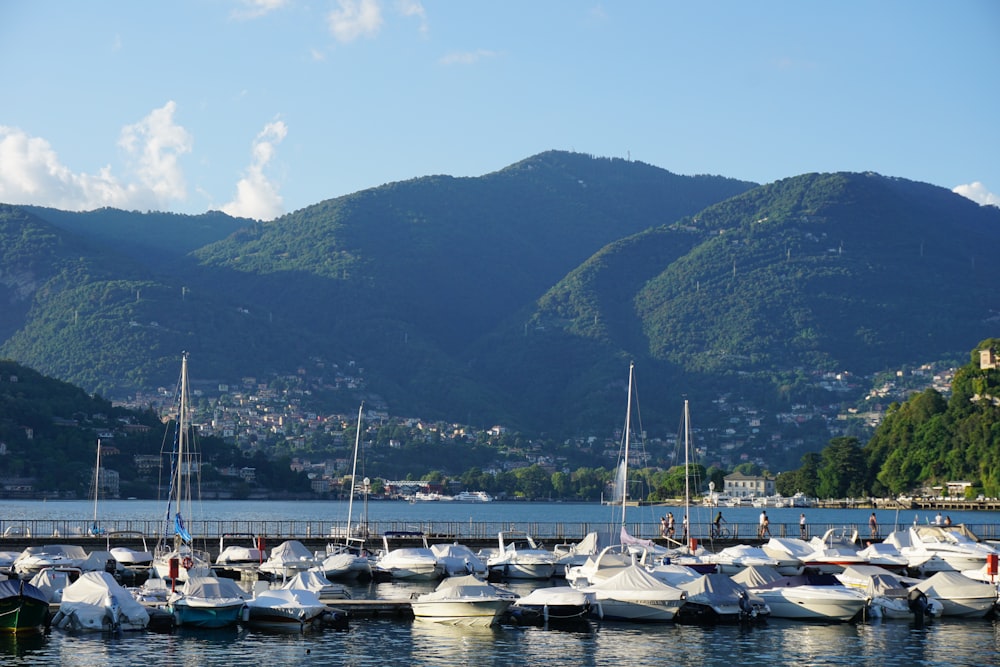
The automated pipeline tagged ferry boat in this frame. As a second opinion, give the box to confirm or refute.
[454,491,493,502]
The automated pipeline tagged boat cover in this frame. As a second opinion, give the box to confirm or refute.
[677,573,749,605]
[730,565,783,588]
[582,564,685,600]
[0,578,48,605]
[57,571,149,629]
[911,571,998,600]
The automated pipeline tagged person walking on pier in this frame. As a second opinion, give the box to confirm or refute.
[758,511,771,539]
[799,513,807,539]
[869,512,879,539]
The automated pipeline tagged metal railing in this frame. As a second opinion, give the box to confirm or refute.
[4,518,998,543]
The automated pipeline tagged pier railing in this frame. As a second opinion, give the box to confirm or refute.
[4,518,1000,544]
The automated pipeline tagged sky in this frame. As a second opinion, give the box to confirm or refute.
[1,1,998,221]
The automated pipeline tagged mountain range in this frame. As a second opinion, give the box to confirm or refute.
[2,150,998,439]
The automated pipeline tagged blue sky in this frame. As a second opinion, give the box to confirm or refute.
[1,1,997,220]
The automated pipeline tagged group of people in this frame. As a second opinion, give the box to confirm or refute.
[659,512,691,540]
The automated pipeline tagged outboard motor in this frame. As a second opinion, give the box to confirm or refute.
[907,588,929,627]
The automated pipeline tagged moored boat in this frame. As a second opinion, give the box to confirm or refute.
[168,575,248,628]
[410,574,515,626]
[0,579,49,634]
[50,571,150,632]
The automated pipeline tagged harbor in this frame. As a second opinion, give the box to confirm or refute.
[3,499,1000,666]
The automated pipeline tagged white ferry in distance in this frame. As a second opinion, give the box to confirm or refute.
[453,491,493,502]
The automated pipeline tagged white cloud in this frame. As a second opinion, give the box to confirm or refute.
[396,0,428,35]
[118,101,193,206]
[328,0,384,42]
[953,182,1000,207]
[222,120,288,221]
[231,0,289,20]
[0,126,129,210]
[1,101,192,212]
[439,49,499,66]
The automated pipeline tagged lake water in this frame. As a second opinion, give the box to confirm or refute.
[3,500,1000,665]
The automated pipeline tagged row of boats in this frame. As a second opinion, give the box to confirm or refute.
[399,521,1000,626]
[3,520,1000,634]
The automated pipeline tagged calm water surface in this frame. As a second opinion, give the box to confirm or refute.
[4,500,1000,665]
[3,612,999,666]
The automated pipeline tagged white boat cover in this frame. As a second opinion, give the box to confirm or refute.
[281,571,351,599]
[730,564,784,588]
[911,571,998,600]
[582,564,685,601]
[247,588,328,618]
[514,585,591,608]
[177,575,248,600]
[56,571,149,630]
[29,568,77,602]
[266,540,314,562]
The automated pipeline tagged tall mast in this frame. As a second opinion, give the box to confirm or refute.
[684,399,690,542]
[621,362,634,529]
[174,352,189,550]
[92,438,102,528]
[346,401,364,536]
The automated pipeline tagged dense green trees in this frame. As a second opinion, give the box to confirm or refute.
[777,340,1000,499]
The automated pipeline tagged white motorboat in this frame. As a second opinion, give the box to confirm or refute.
[215,533,266,569]
[565,545,636,588]
[13,544,88,577]
[51,571,150,632]
[245,588,333,632]
[510,585,593,625]
[910,571,998,618]
[410,575,515,626]
[485,531,557,580]
[705,544,795,575]
[168,575,248,628]
[315,542,372,581]
[430,542,488,577]
[373,531,444,581]
[552,531,601,577]
[854,542,910,573]
[281,570,351,602]
[106,530,154,569]
[749,573,869,622]
[762,537,821,574]
[258,540,320,581]
[674,573,769,624]
[885,526,1000,573]
[836,565,943,620]
[582,563,686,622]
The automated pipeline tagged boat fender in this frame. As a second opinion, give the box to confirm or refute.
[51,610,66,629]
[241,605,250,623]
[596,602,604,620]
[181,556,194,569]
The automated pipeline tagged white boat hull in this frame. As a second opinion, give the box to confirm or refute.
[591,596,682,622]
[754,586,868,621]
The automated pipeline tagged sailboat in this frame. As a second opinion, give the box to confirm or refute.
[88,439,105,536]
[616,362,657,554]
[151,353,212,583]
[317,402,372,581]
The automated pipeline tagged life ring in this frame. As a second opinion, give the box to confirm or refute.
[181,556,194,569]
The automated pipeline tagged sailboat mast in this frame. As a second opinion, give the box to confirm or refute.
[346,401,364,536]
[684,399,690,542]
[92,438,101,527]
[621,362,634,528]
